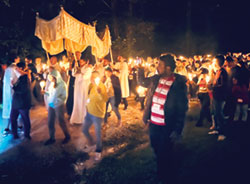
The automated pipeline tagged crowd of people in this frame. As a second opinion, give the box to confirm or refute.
[1,51,250,183]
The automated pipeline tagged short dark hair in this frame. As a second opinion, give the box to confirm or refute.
[215,55,225,67]
[16,62,26,69]
[159,54,176,71]
[105,67,113,73]
[226,56,234,63]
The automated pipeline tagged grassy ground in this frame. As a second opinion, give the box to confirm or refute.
[1,101,250,184]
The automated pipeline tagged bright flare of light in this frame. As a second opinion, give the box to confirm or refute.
[207,54,211,57]
[188,73,193,81]
[179,56,184,60]
[128,58,133,64]
[95,77,100,85]
[42,64,47,70]
[206,75,210,83]
[40,80,46,90]
[59,61,63,67]
[137,86,145,95]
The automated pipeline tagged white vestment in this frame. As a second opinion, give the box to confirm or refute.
[2,64,18,119]
[119,61,130,98]
[70,65,92,124]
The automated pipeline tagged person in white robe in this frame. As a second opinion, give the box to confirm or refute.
[70,59,92,125]
[118,56,130,110]
[2,56,20,132]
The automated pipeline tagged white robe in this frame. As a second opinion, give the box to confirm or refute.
[2,64,18,119]
[70,66,92,124]
[119,61,130,98]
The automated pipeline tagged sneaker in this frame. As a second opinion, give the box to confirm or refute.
[44,138,55,145]
[208,130,219,135]
[217,135,226,141]
[83,145,96,153]
[94,152,102,161]
[62,135,71,144]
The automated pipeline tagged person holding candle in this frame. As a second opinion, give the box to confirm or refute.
[82,71,108,161]
[195,68,212,127]
[10,62,32,139]
[43,70,71,145]
[209,55,228,141]
[70,59,92,125]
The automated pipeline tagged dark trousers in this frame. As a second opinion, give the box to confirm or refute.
[104,96,121,123]
[149,123,175,183]
[48,105,70,140]
[122,98,128,109]
[138,97,145,110]
[197,92,212,125]
[10,108,31,137]
[212,99,226,135]
[66,85,74,116]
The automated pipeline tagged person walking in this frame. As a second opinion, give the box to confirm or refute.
[44,70,71,145]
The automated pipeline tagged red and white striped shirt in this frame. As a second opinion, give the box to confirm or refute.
[150,76,175,126]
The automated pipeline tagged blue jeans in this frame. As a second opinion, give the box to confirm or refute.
[212,99,226,134]
[82,112,103,152]
[104,96,121,122]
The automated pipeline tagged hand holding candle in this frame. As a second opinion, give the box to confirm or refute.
[40,80,46,91]
[95,77,100,86]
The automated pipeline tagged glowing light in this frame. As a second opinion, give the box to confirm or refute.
[136,86,146,96]
[40,80,46,90]
[206,75,210,83]
[128,58,133,64]
[188,73,193,81]
[95,77,100,85]
[179,56,184,60]
[207,54,211,57]
[42,64,47,70]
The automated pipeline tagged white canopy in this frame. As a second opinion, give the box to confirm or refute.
[35,8,112,59]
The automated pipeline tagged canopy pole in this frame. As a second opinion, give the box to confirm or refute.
[109,47,114,65]
[46,51,50,64]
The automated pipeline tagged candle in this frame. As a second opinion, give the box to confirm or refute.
[95,77,100,85]
[206,75,210,83]
[40,80,46,90]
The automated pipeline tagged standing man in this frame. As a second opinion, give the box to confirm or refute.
[10,62,32,139]
[70,59,92,125]
[138,54,188,183]
[2,55,20,133]
[66,51,81,118]
[118,56,129,110]
[209,55,228,141]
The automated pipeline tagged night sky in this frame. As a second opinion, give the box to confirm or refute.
[1,0,250,58]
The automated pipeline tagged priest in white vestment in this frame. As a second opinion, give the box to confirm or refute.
[70,59,92,125]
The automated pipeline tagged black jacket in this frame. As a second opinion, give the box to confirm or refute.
[111,74,122,107]
[138,68,188,136]
[12,75,31,110]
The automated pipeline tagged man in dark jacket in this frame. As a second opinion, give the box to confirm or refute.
[10,62,32,139]
[209,55,228,141]
[138,54,188,184]
[104,67,122,126]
